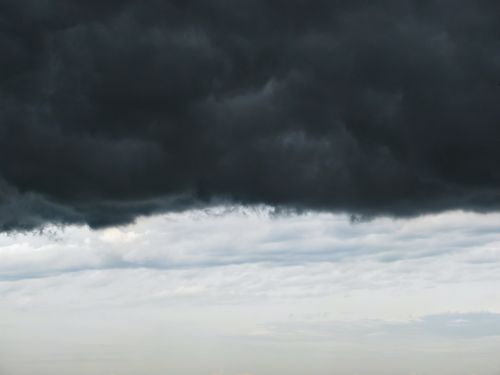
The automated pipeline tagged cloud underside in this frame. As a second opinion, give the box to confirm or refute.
[1,0,500,230]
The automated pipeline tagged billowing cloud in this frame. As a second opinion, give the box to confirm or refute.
[1,0,500,230]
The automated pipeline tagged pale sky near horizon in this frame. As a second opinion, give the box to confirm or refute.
[1,207,500,375]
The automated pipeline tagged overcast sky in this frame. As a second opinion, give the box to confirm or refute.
[1,0,500,230]
[1,208,500,375]
[1,1,500,374]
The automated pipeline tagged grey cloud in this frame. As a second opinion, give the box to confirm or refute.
[1,0,500,229]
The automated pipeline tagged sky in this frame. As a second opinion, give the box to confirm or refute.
[1,1,500,374]
[2,208,500,375]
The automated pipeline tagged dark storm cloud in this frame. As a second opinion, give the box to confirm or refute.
[1,0,500,230]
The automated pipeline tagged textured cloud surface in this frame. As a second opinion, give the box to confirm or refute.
[2,210,500,374]
[1,0,500,229]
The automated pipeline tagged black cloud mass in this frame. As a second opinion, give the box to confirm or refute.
[1,0,499,230]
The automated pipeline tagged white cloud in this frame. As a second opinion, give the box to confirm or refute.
[2,207,500,280]
[1,208,500,374]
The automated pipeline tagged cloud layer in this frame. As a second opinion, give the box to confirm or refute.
[2,210,500,374]
[1,0,500,229]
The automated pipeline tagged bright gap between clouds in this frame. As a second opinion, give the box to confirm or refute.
[1,207,500,375]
